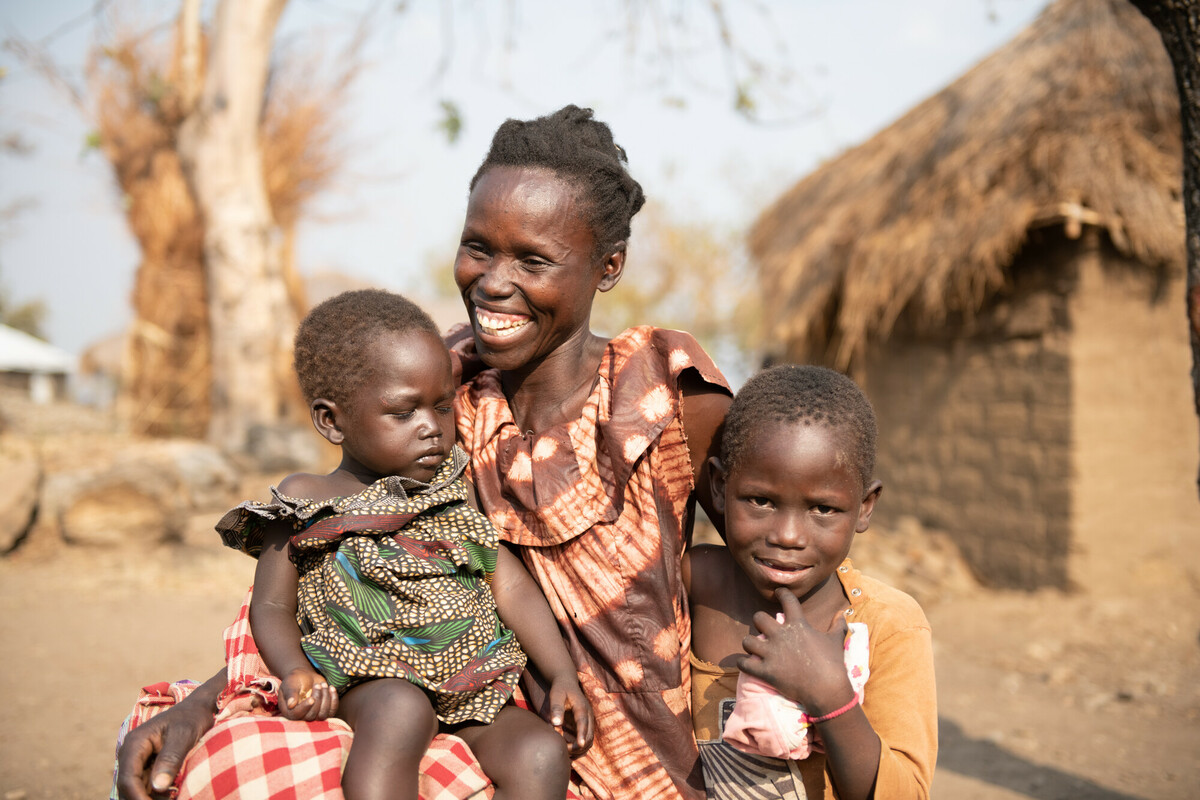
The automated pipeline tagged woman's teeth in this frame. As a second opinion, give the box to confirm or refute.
[476,311,530,337]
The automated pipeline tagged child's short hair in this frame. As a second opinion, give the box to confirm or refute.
[721,364,877,487]
[293,289,441,407]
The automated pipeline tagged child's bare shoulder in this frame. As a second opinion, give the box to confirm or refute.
[684,544,737,604]
[276,471,340,502]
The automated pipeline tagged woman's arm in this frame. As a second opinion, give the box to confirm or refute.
[115,668,224,800]
[489,542,594,754]
[680,370,732,537]
[251,522,338,720]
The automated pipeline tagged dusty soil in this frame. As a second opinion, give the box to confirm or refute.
[1,395,1198,799]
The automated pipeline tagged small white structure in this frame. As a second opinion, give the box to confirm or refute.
[0,324,75,403]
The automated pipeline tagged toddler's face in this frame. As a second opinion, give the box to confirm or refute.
[714,419,877,610]
[335,329,457,483]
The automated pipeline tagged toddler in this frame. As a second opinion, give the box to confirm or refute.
[218,289,592,800]
[685,365,936,799]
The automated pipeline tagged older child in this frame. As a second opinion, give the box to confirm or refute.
[218,289,592,800]
[684,365,936,799]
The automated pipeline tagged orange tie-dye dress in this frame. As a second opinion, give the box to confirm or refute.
[455,326,730,800]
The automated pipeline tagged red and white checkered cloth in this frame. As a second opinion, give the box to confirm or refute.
[115,588,493,800]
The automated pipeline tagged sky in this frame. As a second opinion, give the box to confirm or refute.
[0,0,1049,357]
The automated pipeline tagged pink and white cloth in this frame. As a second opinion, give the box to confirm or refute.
[722,620,869,761]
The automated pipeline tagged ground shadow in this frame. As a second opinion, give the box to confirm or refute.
[938,717,1145,800]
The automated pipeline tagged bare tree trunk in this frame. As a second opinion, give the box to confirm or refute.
[177,0,293,453]
[1129,0,1200,498]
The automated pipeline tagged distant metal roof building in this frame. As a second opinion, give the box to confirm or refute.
[0,324,75,403]
[0,324,74,372]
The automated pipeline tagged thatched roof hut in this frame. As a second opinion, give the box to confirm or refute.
[750,0,1182,369]
[748,0,1197,591]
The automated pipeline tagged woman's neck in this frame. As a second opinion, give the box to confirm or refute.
[501,332,609,436]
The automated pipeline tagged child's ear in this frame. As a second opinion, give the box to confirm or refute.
[855,479,883,533]
[707,456,728,516]
[310,399,344,446]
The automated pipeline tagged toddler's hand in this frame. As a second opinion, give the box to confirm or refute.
[547,675,594,756]
[279,668,339,721]
[738,587,854,713]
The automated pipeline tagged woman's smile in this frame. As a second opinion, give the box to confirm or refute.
[454,166,616,375]
[473,308,531,339]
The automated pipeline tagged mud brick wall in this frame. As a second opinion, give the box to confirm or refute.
[861,330,1072,588]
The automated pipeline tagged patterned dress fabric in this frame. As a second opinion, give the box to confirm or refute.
[217,446,526,725]
[456,326,731,800]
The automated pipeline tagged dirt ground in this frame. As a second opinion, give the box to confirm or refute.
[1,395,1199,799]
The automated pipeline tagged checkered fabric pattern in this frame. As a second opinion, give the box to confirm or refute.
[114,591,586,800]
[176,715,351,800]
[113,589,493,800]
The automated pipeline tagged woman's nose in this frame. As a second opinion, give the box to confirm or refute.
[475,257,517,296]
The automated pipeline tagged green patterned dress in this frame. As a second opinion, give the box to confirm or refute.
[216,446,526,725]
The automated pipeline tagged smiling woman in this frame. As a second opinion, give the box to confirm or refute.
[116,107,733,800]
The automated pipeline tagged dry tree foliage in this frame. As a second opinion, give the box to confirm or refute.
[85,11,351,437]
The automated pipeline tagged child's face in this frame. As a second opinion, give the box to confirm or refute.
[334,329,457,483]
[712,419,880,610]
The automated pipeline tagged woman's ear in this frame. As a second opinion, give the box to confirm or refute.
[597,242,625,293]
[310,399,344,446]
[707,456,728,516]
[855,480,883,533]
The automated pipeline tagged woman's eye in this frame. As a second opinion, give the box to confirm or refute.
[391,411,414,420]
[746,496,771,509]
[436,405,453,415]
[814,504,838,515]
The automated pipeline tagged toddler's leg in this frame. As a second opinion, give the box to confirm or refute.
[338,678,438,800]
[455,705,570,800]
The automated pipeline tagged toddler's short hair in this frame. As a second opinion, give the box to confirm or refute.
[721,364,877,487]
[293,289,441,408]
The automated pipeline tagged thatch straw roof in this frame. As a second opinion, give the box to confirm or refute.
[748,0,1183,368]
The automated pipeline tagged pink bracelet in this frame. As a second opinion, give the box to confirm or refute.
[808,694,860,724]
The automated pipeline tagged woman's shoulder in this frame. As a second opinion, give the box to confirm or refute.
[609,326,729,388]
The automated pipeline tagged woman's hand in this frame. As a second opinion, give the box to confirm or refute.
[546,674,594,756]
[115,669,222,800]
[737,588,854,714]
[444,322,485,385]
[278,667,339,721]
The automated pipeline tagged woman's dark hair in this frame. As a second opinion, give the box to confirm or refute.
[293,289,441,407]
[469,105,646,256]
[721,364,878,488]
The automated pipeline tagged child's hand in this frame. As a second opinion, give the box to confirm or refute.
[738,587,855,714]
[547,675,594,756]
[278,667,339,721]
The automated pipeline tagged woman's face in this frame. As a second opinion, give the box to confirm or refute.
[453,166,623,374]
